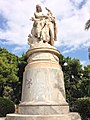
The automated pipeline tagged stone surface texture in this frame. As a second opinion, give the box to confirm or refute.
[0,118,6,120]
[6,113,81,120]
[28,5,57,47]
[6,43,81,120]
[19,43,68,114]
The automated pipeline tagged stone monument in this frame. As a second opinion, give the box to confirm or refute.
[6,5,81,120]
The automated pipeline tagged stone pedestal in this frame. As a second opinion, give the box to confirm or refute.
[6,113,81,120]
[6,43,81,120]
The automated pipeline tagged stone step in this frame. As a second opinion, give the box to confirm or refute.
[6,113,81,120]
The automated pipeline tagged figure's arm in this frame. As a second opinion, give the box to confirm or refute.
[30,16,40,22]
[45,7,55,22]
[45,7,53,16]
[45,7,51,13]
[30,17,35,21]
[34,12,48,19]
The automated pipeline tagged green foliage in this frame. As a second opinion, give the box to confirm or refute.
[83,65,90,79]
[78,65,90,98]
[59,55,90,119]
[75,97,90,120]
[0,47,27,104]
[60,56,83,103]
[0,97,15,117]
[18,54,27,102]
[78,79,90,97]
[0,48,19,83]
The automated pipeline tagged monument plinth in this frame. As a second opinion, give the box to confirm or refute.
[6,5,81,120]
[19,43,69,115]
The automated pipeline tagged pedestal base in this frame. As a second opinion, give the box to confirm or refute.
[6,113,81,120]
[6,45,81,120]
[19,104,69,115]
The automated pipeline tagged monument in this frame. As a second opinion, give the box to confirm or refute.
[6,5,81,120]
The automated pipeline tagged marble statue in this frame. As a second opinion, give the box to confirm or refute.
[28,5,57,47]
[6,4,81,120]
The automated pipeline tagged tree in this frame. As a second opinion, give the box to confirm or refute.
[85,19,90,59]
[78,65,90,97]
[59,55,84,113]
[0,48,19,103]
[18,54,27,102]
[0,48,27,104]
[88,47,90,59]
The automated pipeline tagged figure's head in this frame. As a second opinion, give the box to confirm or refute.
[36,4,42,12]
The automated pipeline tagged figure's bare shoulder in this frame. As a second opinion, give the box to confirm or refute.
[34,12,43,18]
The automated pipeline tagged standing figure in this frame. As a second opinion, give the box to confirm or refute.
[45,7,57,45]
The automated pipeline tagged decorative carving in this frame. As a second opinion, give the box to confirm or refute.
[28,4,57,47]
[26,78,32,88]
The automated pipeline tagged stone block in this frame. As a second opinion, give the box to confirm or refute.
[6,113,81,120]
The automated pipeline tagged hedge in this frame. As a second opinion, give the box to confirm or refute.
[74,97,90,120]
[0,97,15,117]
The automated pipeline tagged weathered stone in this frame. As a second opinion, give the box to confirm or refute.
[19,45,68,114]
[6,44,81,120]
[6,113,81,120]
[19,104,69,115]
[28,5,57,47]
[6,5,81,120]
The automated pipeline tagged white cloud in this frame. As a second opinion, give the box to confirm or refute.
[55,0,90,51]
[0,0,42,45]
[0,0,90,53]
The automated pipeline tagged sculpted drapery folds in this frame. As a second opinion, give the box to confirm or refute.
[28,5,57,47]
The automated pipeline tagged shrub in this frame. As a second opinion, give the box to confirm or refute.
[75,97,90,120]
[0,97,15,117]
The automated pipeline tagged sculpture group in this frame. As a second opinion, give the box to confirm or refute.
[28,5,57,47]
[6,5,81,120]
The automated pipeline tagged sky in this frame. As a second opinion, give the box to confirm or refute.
[0,0,90,66]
